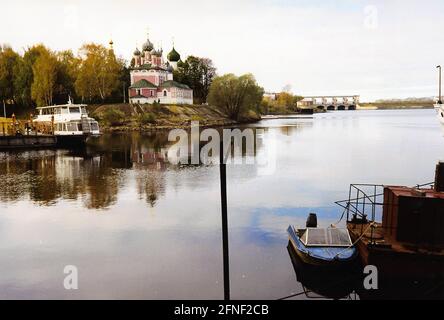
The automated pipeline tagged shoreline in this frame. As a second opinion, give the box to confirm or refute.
[93,103,436,133]
[358,103,434,110]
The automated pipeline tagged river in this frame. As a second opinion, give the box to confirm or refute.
[0,109,443,299]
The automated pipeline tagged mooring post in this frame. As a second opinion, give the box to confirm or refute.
[219,139,230,300]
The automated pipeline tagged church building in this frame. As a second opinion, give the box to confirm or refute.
[128,34,193,105]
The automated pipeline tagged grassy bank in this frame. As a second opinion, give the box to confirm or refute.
[88,103,261,131]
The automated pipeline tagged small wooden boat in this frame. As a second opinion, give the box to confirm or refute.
[287,214,357,267]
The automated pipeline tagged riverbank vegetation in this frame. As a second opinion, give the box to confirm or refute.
[360,98,434,109]
[260,92,304,114]
[207,73,264,121]
[88,103,261,131]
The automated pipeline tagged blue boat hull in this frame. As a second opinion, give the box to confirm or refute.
[287,225,358,267]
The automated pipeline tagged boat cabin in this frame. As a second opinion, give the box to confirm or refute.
[37,105,87,116]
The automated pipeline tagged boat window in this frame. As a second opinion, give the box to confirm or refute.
[61,107,69,114]
[304,228,352,247]
[90,122,99,131]
[67,123,78,131]
[81,107,87,114]
[77,123,83,131]
[69,107,80,113]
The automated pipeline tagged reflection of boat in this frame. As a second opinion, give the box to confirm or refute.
[34,99,100,146]
[287,243,359,300]
[287,213,358,267]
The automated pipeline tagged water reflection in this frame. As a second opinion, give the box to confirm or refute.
[0,110,443,299]
[286,243,360,300]
[0,127,276,209]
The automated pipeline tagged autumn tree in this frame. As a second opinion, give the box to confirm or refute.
[174,56,216,104]
[31,50,58,107]
[0,45,21,105]
[13,44,49,107]
[75,43,122,102]
[207,73,264,121]
[54,50,80,104]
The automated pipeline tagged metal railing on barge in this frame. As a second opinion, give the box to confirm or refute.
[334,182,435,243]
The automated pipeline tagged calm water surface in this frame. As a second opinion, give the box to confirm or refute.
[0,109,443,299]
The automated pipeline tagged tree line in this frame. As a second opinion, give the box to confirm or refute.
[0,42,266,121]
[0,44,129,112]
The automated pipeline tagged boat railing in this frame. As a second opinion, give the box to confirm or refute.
[335,183,385,224]
[335,181,435,224]
[0,116,54,136]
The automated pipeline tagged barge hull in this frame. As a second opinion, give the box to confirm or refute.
[0,135,57,149]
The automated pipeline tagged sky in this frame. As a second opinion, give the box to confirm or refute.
[1,0,442,102]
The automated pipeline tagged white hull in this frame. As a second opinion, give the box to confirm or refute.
[434,104,444,128]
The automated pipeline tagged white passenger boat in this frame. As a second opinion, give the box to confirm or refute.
[34,99,100,146]
[434,103,444,128]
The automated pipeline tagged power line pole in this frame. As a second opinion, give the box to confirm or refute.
[123,83,126,104]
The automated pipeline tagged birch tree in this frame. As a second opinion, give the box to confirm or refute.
[75,43,121,102]
[31,50,57,107]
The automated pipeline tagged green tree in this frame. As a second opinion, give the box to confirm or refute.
[174,56,216,104]
[13,44,49,107]
[109,58,130,103]
[207,73,264,121]
[31,50,58,107]
[0,45,20,104]
[75,43,121,102]
[54,50,80,104]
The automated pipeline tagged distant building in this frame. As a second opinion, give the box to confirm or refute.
[129,34,193,105]
[297,97,314,108]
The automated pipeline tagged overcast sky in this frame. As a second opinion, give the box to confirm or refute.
[1,0,442,101]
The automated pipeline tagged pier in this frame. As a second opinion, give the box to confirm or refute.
[0,116,57,149]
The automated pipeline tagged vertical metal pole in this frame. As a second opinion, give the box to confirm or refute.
[347,185,352,222]
[438,65,442,104]
[219,140,230,300]
[3,100,6,118]
[123,83,126,104]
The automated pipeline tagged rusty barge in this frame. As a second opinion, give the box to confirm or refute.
[337,162,444,281]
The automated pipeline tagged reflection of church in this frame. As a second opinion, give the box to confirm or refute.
[129,33,193,105]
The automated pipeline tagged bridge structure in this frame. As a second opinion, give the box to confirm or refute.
[298,95,360,110]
